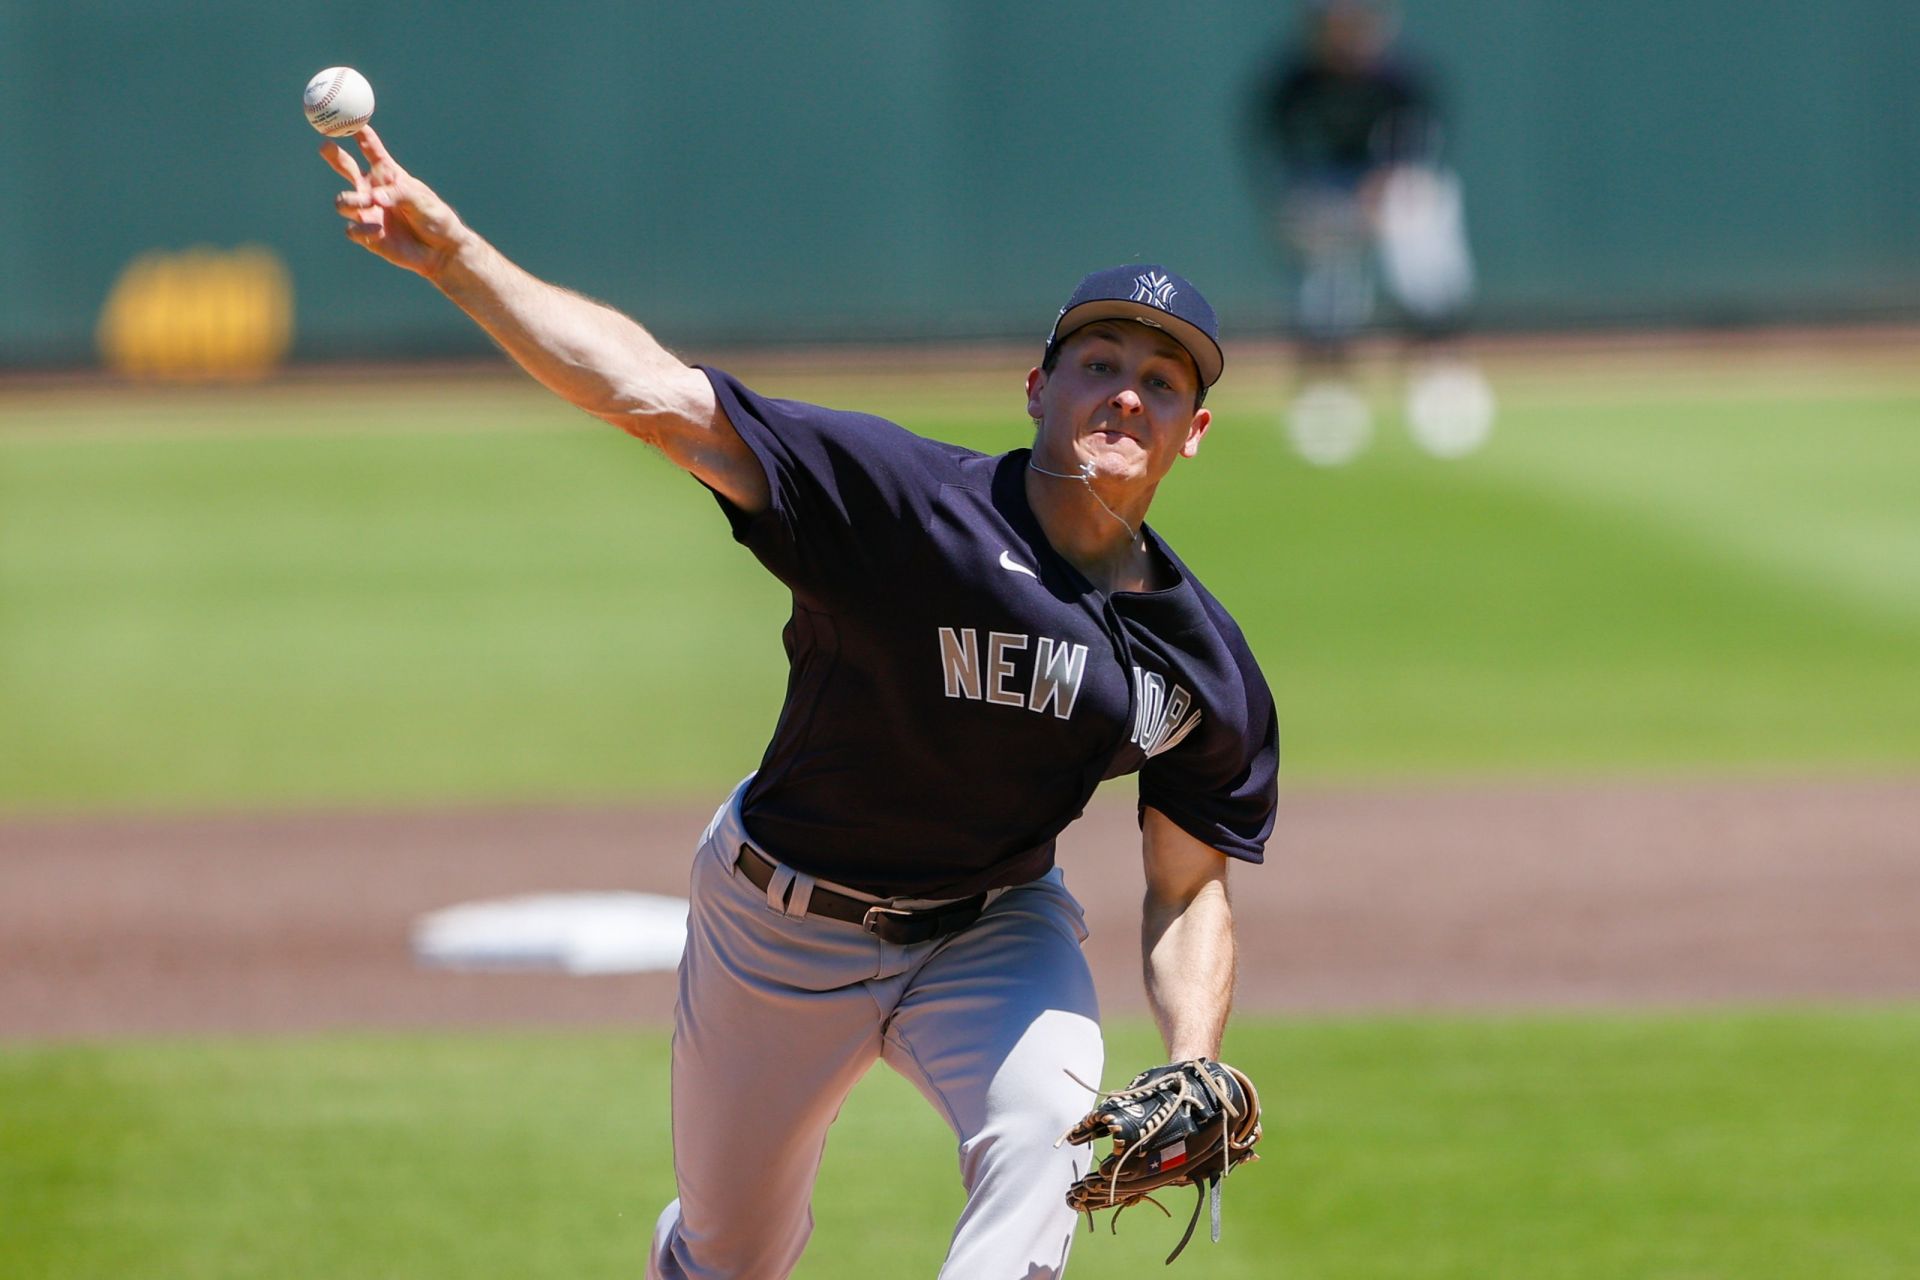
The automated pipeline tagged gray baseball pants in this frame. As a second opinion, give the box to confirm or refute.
[647,780,1105,1280]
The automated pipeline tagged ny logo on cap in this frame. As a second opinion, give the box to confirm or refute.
[1130,271,1178,310]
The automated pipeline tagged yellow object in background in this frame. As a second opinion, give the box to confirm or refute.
[97,246,293,381]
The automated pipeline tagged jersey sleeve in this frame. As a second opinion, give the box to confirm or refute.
[699,366,943,598]
[1137,626,1280,864]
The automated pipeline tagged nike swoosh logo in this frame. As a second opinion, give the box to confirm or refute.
[998,550,1038,579]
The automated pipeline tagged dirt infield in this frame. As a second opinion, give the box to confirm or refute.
[2,776,1916,1041]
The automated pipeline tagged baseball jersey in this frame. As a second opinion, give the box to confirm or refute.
[1263,58,1440,185]
[701,368,1279,898]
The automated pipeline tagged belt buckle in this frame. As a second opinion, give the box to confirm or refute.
[860,905,910,936]
[860,903,919,943]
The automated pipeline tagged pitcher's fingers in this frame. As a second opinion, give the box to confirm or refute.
[335,187,376,217]
[319,141,368,192]
[368,176,426,213]
[353,125,402,178]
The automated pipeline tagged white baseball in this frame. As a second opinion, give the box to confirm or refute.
[303,67,375,137]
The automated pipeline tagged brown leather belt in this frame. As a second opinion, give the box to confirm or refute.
[734,843,988,946]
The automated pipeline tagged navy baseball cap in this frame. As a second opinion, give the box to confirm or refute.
[1044,264,1224,389]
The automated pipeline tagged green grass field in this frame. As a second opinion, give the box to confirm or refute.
[4,349,1917,1278]
[3,350,1918,811]
[4,1010,1916,1279]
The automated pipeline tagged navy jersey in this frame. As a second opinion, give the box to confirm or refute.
[702,368,1279,898]
[1264,58,1439,185]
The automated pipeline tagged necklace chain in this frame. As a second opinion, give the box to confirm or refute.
[1027,457,1141,544]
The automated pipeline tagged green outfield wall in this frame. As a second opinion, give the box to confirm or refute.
[1,1,1915,368]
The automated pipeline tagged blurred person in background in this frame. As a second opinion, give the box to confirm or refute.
[1250,0,1494,464]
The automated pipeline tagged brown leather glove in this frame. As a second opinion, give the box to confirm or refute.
[1060,1058,1262,1263]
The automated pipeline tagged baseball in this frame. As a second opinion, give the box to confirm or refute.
[303,66,375,137]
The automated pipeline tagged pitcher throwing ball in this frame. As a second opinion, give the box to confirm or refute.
[321,124,1275,1278]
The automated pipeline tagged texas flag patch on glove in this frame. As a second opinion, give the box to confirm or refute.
[1144,1140,1190,1175]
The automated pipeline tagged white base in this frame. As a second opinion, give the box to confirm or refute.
[412,891,689,975]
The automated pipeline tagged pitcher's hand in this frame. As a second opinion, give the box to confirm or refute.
[322,125,470,279]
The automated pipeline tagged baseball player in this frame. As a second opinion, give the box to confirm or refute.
[1252,0,1493,462]
[322,126,1277,1278]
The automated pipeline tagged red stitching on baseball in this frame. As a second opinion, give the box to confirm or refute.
[314,70,344,112]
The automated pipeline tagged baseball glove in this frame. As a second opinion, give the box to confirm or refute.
[1059,1058,1262,1264]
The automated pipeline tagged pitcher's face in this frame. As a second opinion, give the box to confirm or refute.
[1027,321,1211,487]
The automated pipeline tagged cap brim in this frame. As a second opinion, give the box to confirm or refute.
[1051,300,1224,387]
